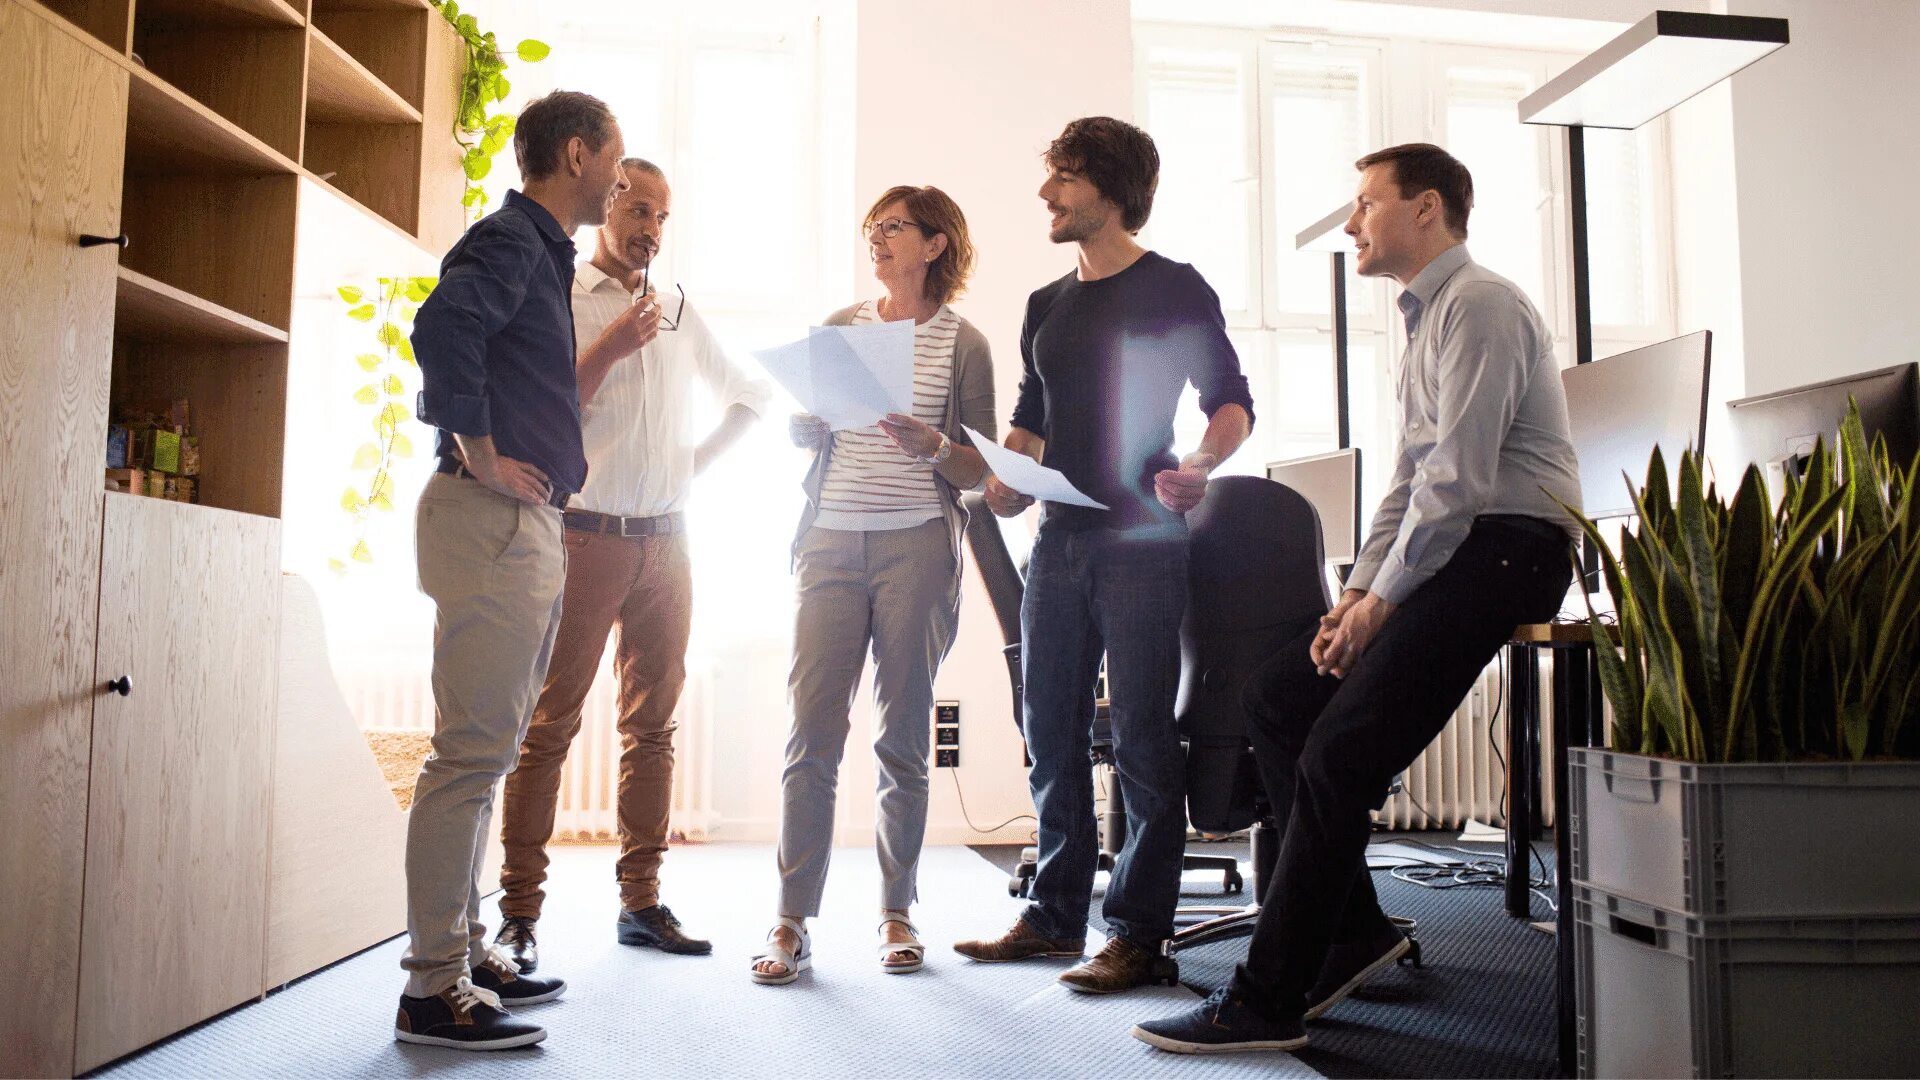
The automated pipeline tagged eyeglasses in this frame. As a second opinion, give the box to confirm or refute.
[637,265,686,331]
[865,217,931,240]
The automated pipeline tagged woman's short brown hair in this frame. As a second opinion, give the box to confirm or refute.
[865,185,976,305]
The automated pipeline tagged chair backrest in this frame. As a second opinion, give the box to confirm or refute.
[961,493,1024,648]
[1179,475,1332,832]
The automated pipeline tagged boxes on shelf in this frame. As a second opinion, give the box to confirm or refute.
[106,398,201,503]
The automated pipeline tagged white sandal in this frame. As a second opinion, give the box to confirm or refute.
[878,912,925,974]
[750,917,811,986]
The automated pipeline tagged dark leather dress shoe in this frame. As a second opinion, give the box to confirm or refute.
[1058,935,1180,994]
[617,904,712,955]
[493,916,539,974]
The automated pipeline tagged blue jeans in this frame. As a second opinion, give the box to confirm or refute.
[1019,521,1190,946]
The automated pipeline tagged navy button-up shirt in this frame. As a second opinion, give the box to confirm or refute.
[414,189,588,497]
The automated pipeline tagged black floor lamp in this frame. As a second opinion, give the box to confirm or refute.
[1295,204,1358,451]
[1519,9,1788,368]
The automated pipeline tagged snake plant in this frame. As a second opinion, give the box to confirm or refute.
[1565,403,1920,763]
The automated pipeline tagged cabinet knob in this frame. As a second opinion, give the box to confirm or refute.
[78,233,130,250]
[105,675,132,696]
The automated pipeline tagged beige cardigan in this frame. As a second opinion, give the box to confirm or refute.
[791,302,997,567]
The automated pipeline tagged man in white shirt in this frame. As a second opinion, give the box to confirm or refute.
[493,158,770,970]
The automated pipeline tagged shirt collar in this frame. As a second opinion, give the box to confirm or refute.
[572,259,628,295]
[503,189,575,249]
[1396,243,1471,333]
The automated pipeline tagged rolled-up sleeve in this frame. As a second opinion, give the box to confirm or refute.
[1183,271,1255,429]
[683,301,771,417]
[1367,283,1536,605]
[412,225,541,437]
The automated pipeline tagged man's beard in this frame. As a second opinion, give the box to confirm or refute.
[1049,206,1099,244]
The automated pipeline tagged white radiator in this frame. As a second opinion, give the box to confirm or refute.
[346,656,718,842]
[1372,652,1554,830]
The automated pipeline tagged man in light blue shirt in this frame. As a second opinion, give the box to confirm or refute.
[1135,143,1580,1054]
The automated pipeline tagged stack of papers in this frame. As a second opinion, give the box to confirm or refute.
[751,321,916,431]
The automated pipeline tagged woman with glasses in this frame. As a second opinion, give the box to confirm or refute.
[750,186,996,985]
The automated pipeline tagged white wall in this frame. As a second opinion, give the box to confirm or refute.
[730,0,1137,846]
[1718,0,1920,398]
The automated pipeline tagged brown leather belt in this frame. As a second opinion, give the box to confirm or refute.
[563,507,685,537]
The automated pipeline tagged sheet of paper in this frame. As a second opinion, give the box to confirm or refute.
[963,425,1108,510]
[750,320,915,430]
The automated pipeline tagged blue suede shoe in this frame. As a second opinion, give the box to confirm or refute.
[1132,987,1309,1054]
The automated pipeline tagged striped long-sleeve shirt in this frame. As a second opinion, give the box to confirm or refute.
[813,301,958,531]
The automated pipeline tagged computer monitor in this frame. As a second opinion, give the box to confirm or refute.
[1561,330,1712,519]
[1266,448,1361,565]
[1726,363,1920,485]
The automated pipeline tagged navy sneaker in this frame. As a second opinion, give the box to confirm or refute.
[1132,987,1308,1054]
[1305,919,1420,1020]
[471,947,566,1005]
[395,977,545,1051]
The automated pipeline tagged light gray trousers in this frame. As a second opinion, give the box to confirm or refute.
[778,519,959,916]
[402,473,566,998]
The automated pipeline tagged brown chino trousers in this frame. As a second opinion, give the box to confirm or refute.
[499,525,693,919]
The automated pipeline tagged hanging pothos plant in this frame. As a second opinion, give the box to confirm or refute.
[428,0,551,221]
[331,7,549,572]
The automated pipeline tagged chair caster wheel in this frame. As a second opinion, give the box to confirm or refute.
[1223,870,1244,894]
[1152,955,1181,987]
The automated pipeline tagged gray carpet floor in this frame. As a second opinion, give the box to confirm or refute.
[90,843,1322,1079]
[972,833,1560,1079]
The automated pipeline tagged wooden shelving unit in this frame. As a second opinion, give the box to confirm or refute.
[307,26,421,124]
[124,64,298,175]
[115,267,290,346]
[136,0,303,28]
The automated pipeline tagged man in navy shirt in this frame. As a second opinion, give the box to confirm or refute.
[955,117,1254,992]
[395,90,627,1053]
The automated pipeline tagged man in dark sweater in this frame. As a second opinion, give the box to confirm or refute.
[396,90,627,1052]
[954,116,1254,993]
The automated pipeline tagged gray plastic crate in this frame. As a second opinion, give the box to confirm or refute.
[1574,886,1920,1078]
[1568,748,1920,918]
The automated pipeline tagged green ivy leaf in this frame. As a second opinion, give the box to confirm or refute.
[480,127,509,155]
[341,487,366,513]
[337,285,364,304]
[456,13,476,36]
[463,152,492,181]
[441,0,458,19]
[351,539,373,564]
[516,39,550,62]
[391,431,414,458]
[352,384,380,405]
[407,277,438,301]
[384,374,405,396]
[381,402,412,427]
[495,75,511,102]
[355,353,382,372]
[377,322,407,348]
[328,557,348,575]
[346,303,376,322]
[396,339,417,365]
[351,442,382,469]
[462,185,484,208]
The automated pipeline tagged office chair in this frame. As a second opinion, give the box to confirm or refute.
[960,495,1243,899]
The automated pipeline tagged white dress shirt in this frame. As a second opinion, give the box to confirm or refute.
[1346,244,1582,606]
[569,260,772,518]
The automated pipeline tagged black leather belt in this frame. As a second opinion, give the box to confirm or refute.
[563,507,685,537]
[436,458,572,509]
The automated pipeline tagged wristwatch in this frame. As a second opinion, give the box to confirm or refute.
[924,431,952,465]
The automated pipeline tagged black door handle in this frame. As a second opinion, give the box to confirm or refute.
[105,675,132,696]
[79,233,129,249]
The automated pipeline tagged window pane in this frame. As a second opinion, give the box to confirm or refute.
[1444,66,1549,309]
[1584,125,1662,329]
[685,41,808,304]
[1142,45,1256,317]
[1268,54,1373,318]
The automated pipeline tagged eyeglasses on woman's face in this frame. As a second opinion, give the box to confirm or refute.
[865,217,931,240]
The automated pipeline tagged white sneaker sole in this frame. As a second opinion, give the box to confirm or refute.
[496,983,565,1006]
[395,1027,547,1051]
[1131,1025,1309,1054]
[1303,935,1412,1021]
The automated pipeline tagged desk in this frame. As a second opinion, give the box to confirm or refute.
[1505,621,1603,1078]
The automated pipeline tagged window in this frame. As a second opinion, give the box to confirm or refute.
[1136,22,1677,525]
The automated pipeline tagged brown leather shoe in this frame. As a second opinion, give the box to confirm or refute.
[953,918,1086,963]
[1058,935,1179,994]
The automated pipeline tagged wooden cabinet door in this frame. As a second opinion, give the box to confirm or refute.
[0,3,127,1076]
[76,495,282,1074]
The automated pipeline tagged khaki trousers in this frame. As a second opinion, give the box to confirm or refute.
[402,473,566,998]
[778,519,958,916]
[499,527,693,918]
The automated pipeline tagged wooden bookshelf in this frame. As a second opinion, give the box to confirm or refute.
[307,25,421,124]
[125,64,298,175]
[115,267,290,346]
[136,0,302,28]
